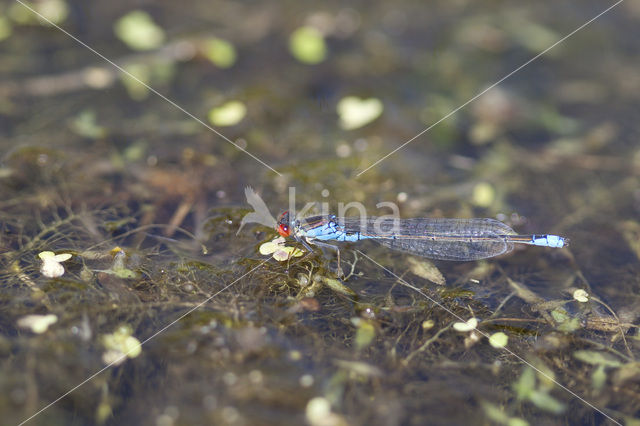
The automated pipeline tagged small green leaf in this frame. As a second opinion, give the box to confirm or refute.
[573,350,623,368]
[422,319,435,330]
[114,11,165,51]
[10,0,68,26]
[208,101,246,127]
[556,317,581,332]
[202,37,236,68]
[289,26,327,64]
[119,63,151,100]
[113,267,138,279]
[513,367,535,400]
[572,289,589,302]
[70,110,107,139]
[550,308,569,323]
[471,182,495,208]
[323,277,356,296]
[527,390,566,414]
[480,401,510,424]
[337,96,383,130]
[17,314,58,334]
[352,318,376,350]
[489,332,509,348]
[453,317,478,332]
[592,364,607,392]
[102,325,142,364]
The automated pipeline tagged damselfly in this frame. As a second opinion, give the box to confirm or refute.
[276,211,567,263]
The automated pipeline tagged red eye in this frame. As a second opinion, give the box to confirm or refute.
[277,224,291,237]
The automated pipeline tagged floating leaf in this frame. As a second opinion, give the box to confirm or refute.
[489,331,508,348]
[453,317,478,332]
[572,289,589,303]
[422,319,435,330]
[208,100,246,126]
[38,251,72,278]
[9,0,68,26]
[306,397,332,426]
[260,238,304,261]
[471,182,495,208]
[337,96,383,130]
[259,238,285,255]
[114,11,165,51]
[202,37,236,68]
[406,257,445,285]
[102,325,142,365]
[272,249,290,261]
[17,314,58,333]
[289,26,327,64]
[277,245,305,260]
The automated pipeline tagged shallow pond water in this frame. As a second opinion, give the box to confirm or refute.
[1,0,640,425]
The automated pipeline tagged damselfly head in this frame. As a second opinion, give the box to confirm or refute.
[276,211,291,237]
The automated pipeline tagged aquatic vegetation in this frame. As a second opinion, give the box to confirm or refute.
[488,331,508,348]
[201,37,237,69]
[114,10,166,51]
[101,325,142,365]
[336,96,384,130]
[453,317,478,332]
[38,251,72,278]
[289,26,327,65]
[208,100,247,127]
[259,237,305,261]
[17,314,58,334]
[1,1,639,425]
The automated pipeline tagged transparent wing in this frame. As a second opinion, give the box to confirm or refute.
[340,217,517,261]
